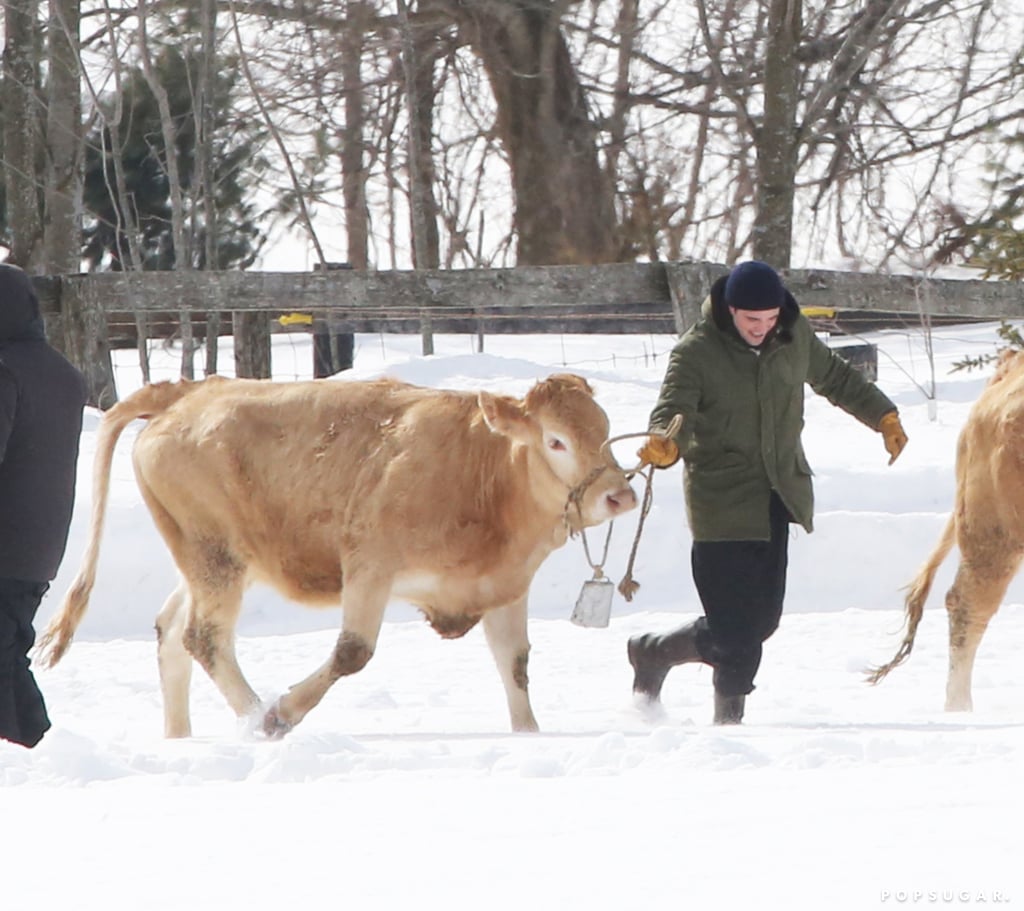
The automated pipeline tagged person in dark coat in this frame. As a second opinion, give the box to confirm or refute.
[628,260,909,724]
[0,263,87,748]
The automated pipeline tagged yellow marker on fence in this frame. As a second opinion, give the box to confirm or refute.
[801,306,837,319]
[279,312,314,327]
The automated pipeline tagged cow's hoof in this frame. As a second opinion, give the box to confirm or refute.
[262,703,294,739]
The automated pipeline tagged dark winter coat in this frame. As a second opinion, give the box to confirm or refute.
[0,265,87,582]
[649,275,897,541]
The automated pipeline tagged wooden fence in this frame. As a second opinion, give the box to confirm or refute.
[31,262,1024,408]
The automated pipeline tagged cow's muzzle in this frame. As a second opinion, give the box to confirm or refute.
[565,464,637,530]
[604,482,638,517]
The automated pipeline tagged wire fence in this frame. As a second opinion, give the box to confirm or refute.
[106,315,1014,400]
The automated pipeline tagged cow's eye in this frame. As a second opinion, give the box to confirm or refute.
[547,436,567,452]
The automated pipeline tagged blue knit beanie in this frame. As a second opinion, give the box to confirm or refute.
[723,260,785,311]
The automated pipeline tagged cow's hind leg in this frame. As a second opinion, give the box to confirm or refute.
[944,547,1021,711]
[263,571,389,738]
[178,552,263,727]
[482,597,539,732]
[155,581,193,738]
[140,487,261,733]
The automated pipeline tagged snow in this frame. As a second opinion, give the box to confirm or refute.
[4,322,1020,910]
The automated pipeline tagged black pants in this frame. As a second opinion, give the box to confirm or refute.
[690,492,790,697]
[0,578,52,748]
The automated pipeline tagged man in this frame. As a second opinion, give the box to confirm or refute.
[0,264,87,748]
[628,260,908,724]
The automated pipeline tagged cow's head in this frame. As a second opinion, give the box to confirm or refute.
[478,373,637,529]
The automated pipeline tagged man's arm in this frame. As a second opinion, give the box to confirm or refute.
[806,332,907,464]
[649,339,701,437]
[806,331,896,429]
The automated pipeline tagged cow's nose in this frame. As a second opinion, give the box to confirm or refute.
[605,485,638,515]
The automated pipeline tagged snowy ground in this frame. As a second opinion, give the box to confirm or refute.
[3,321,1020,910]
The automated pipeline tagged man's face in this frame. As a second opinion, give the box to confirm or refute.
[730,307,780,347]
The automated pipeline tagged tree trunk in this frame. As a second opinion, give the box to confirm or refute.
[342,1,370,272]
[138,0,195,379]
[199,0,221,376]
[3,0,44,269]
[86,9,150,383]
[318,0,372,375]
[61,278,116,409]
[410,14,443,268]
[753,0,801,269]
[456,0,618,265]
[43,0,82,275]
[604,0,639,186]
[397,0,441,271]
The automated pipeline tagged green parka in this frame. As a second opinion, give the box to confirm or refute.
[649,276,897,541]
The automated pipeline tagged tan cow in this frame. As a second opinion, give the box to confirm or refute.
[38,373,636,737]
[868,349,1024,710]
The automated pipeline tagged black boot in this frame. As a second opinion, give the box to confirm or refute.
[627,621,703,703]
[713,691,745,725]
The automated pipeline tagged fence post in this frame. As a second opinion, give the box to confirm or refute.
[233,310,272,378]
[664,261,725,334]
[312,262,355,377]
[313,321,354,377]
[60,277,118,409]
[420,308,434,355]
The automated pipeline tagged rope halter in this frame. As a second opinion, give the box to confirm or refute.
[564,413,683,600]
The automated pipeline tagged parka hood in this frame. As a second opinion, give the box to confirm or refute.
[708,274,800,345]
[0,263,46,342]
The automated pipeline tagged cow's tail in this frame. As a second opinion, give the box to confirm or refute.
[865,512,957,685]
[37,381,197,668]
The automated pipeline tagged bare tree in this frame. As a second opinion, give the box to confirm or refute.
[196,0,221,376]
[452,0,618,265]
[43,0,83,274]
[137,0,195,378]
[342,1,371,271]
[21,0,1021,291]
[397,0,440,269]
[752,0,800,267]
[85,0,150,383]
[577,0,1023,270]
[3,0,44,268]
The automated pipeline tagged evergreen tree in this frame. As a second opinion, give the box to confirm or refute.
[936,130,1024,283]
[82,47,268,271]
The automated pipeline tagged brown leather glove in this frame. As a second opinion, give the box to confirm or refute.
[879,412,908,465]
[637,434,680,468]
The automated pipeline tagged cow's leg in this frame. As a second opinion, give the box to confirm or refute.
[262,572,389,738]
[181,567,262,724]
[140,493,260,732]
[482,596,539,732]
[944,548,1021,711]
[155,581,193,738]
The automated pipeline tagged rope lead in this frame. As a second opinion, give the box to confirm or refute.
[617,464,657,601]
[598,412,683,602]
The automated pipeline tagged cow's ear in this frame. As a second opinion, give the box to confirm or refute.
[478,391,529,437]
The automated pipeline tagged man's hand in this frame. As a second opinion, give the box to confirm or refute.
[637,435,680,468]
[879,412,908,465]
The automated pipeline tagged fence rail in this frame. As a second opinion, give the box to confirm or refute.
[31,261,1024,408]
